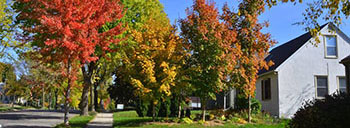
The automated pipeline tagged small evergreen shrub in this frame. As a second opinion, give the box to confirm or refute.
[234,93,262,114]
[158,99,171,117]
[289,92,350,128]
[146,102,161,117]
[135,99,149,117]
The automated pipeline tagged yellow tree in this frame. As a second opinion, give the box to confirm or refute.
[0,0,12,57]
[123,18,184,121]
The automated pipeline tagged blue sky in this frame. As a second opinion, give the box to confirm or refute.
[159,0,350,47]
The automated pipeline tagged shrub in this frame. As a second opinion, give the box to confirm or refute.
[146,102,161,117]
[135,99,149,117]
[209,109,225,118]
[289,92,350,128]
[171,118,180,123]
[136,96,182,117]
[218,115,226,121]
[170,96,181,117]
[209,114,215,120]
[236,118,247,124]
[107,100,116,111]
[234,93,262,114]
[158,99,171,117]
[180,117,193,124]
[198,120,205,124]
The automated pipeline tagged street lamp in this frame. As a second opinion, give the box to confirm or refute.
[340,55,350,94]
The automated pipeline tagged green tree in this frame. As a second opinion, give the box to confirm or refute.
[0,63,20,106]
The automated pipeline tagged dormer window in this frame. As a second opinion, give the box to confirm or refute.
[325,35,337,58]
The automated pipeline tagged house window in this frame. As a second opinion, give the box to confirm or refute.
[338,77,347,93]
[325,35,337,57]
[261,78,271,100]
[316,76,328,98]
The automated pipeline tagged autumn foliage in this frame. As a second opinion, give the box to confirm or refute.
[15,0,124,125]
[221,0,275,98]
[180,0,240,121]
[180,0,274,121]
[11,0,278,124]
[17,0,123,70]
[121,16,184,120]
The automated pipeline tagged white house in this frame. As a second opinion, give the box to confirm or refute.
[255,22,350,118]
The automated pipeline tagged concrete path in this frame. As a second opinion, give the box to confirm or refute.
[0,109,78,128]
[86,113,113,128]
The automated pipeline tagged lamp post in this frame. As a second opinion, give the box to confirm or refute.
[341,55,350,94]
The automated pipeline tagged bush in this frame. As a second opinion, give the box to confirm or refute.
[170,96,180,117]
[158,99,171,117]
[135,99,149,117]
[146,101,161,117]
[107,100,116,111]
[180,117,193,124]
[289,92,350,128]
[136,96,184,117]
[234,93,262,114]
[171,118,180,123]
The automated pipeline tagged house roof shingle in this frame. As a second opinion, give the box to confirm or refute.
[258,23,328,75]
[341,55,350,64]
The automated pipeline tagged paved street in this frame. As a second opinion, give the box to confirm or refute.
[0,109,78,128]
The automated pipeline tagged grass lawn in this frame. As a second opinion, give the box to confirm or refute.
[55,112,96,128]
[113,111,289,128]
[0,105,33,112]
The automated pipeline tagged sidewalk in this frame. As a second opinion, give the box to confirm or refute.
[87,113,113,128]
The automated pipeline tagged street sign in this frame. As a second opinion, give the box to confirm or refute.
[117,104,124,110]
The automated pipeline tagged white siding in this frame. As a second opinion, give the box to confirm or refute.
[276,24,350,118]
[256,72,279,116]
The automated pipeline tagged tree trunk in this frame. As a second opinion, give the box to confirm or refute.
[201,104,206,122]
[152,102,156,122]
[201,99,207,122]
[80,83,89,116]
[48,91,52,110]
[11,96,15,108]
[94,83,98,111]
[178,105,181,118]
[42,87,45,109]
[64,61,72,126]
[64,84,71,126]
[248,94,251,123]
[54,89,58,110]
[90,85,95,112]
[79,66,91,116]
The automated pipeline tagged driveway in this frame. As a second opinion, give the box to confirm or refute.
[0,109,78,128]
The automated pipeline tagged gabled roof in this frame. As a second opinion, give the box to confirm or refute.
[258,23,329,75]
[341,55,350,64]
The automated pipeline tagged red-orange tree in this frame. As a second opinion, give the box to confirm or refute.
[15,0,124,125]
[222,0,275,122]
